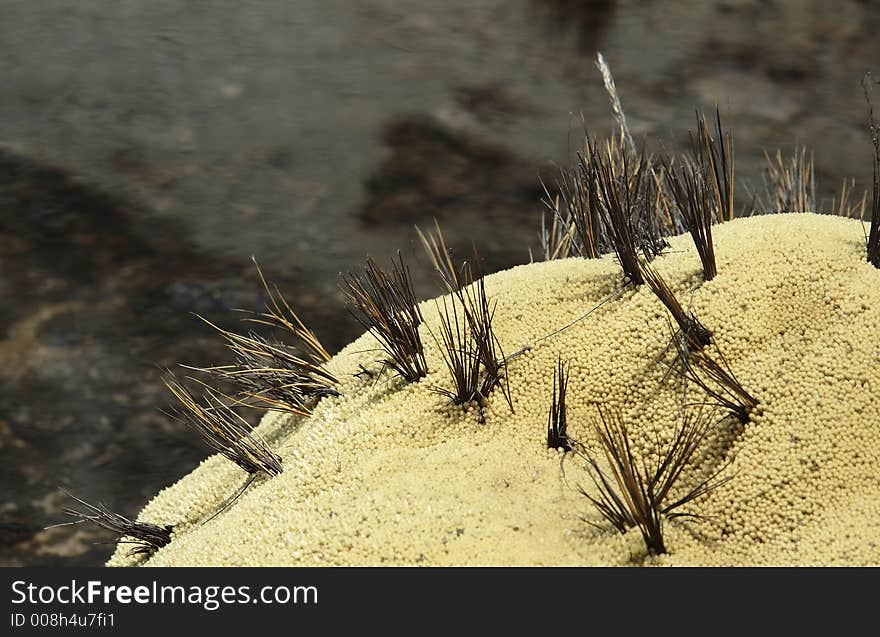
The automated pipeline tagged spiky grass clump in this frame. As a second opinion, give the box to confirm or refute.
[642,264,712,350]
[673,339,758,423]
[547,357,571,451]
[188,261,338,415]
[576,405,730,556]
[759,146,815,214]
[191,320,338,415]
[416,220,468,290]
[59,493,172,558]
[591,141,650,284]
[432,295,482,405]
[696,109,735,223]
[458,266,512,410]
[430,258,512,410]
[343,253,428,382]
[163,375,283,477]
[541,149,604,260]
[664,155,717,281]
[250,258,333,364]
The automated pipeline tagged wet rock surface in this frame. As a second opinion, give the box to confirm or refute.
[1,0,879,565]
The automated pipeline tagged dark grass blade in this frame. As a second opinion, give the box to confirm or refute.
[672,338,757,423]
[664,155,717,280]
[697,108,735,223]
[246,258,332,364]
[576,404,730,556]
[591,139,646,284]
[758,146,815,214]
[864,73,880,267]
[547,357,572,451]
[456,255,512,411]
[549,152,605,259]
[57,492,172,558]
[642,264,712,350]
[191,316,338,414]
[416,219,469,290]
[343,253,428,382]
[430,295,482,405]
[163,374,283,477]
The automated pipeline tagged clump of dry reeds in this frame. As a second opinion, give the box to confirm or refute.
[672,338,757,423]
[458,263,512,409]
[432,295,483,406]
[416,219,468,290]
[190,319,337,415]
[430,261,512,410]
[187,261,338,415]
[830,177,868,220]
[758,146,815,214]
[664,154,717,281]
[547,357,572,451]
[540,147,605,260]
[537,202,577,262]
[249,258,333,364]
[591,140,650,284]
[56,492,172,558]
[575,405,730,556]
[696,109,735,223]
[642,264,712,350]
[163,374,283,477]
[343,253,428,382]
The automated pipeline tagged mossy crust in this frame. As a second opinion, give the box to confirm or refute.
[110,214,880,566]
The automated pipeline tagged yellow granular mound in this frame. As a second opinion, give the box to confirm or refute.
[109,213,880,566]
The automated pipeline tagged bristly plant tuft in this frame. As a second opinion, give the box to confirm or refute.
[672,338,757,423]
[56,492,172,558]
[343,253,428,382]
[696,108,734,223]
[163,374,283,477]
[547,357,572,451]
[642,264,712,350]
[574,404,731,556]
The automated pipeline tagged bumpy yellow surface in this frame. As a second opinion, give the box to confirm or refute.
[109,213,880,566]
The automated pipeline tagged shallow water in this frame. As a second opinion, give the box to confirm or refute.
[1,0,878,565]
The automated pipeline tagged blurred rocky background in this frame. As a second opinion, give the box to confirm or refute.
[1,0,878,565]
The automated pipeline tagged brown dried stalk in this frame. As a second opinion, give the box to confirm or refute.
[457,261,512,410]
[431,256,511,410]
[192,317,337,415]
[591,139,648,284]
[416,219,468,290]
[163,375,283,477]
[759,146,815,214]
[431,294,482,405]
[547,357,572,451]
[246,258,332,364]
[642,264,712,350]
[343,253,428,382]
[830,178,867,220]
[672,339,758,423]
[57,492,172,558]
[664,155,717,281]
[696,109,735,222]
[576,405,730,555]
